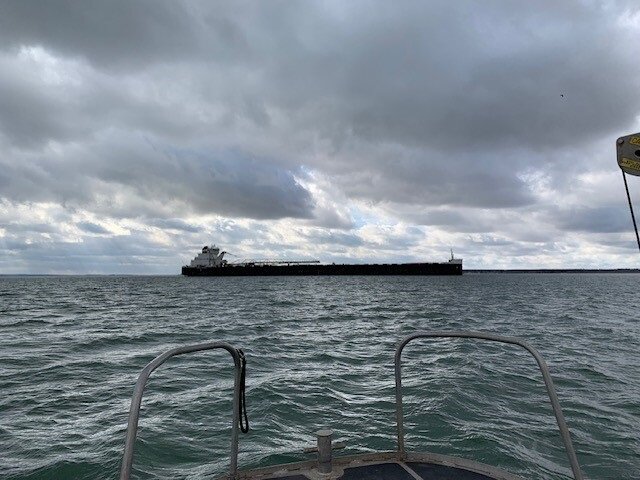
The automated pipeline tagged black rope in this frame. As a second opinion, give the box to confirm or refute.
[237,349,249,433]
[622,170,640,253]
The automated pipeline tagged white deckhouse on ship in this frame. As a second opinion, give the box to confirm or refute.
[188,245,228,268]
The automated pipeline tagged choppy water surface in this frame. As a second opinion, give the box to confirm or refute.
[1,274,639,479]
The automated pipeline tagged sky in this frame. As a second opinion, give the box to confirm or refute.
[1,0,640,274]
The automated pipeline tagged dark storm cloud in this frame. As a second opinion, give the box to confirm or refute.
[339,149,534,208]
[300,230,364,248]
[555,206,631,233]
[0,231,182,273]
[0,66,79,147]
[387,208,494,233]
[150,218,201,233]
[201,1,640,153]
[76,222,110,234]
[0,0,202,69]
[0,136,314,220]
[4,1,638,146]
[0,54,215,149]
[94,144,314,219]
[2,1,638,212]
[0,222,57,233]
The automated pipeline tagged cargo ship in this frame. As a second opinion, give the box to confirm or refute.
[181,245,462,276]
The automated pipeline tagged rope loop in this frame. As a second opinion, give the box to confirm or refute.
[237,349,249,433]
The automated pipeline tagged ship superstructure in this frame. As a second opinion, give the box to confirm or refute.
[188,245,228,268]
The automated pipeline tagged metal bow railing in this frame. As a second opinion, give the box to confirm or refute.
[394,331,584,480]
[119,342,243,480]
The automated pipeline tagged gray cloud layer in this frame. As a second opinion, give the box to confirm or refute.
[1,1,639,271]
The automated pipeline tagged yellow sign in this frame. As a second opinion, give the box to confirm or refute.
[619,157,640,175]
[630,137,640,146]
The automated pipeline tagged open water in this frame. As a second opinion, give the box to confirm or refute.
[1,273,639,480]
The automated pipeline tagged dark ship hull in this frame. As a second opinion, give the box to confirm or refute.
[182,262,462,276]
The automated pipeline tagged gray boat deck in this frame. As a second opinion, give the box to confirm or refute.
[261,462,495,479]
[237,452,523,480]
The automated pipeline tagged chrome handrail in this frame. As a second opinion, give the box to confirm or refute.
[120,342,243,480]
[395,331,584,480]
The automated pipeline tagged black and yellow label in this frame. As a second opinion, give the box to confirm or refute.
[619,157,640,175]
[630,137,640,146]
